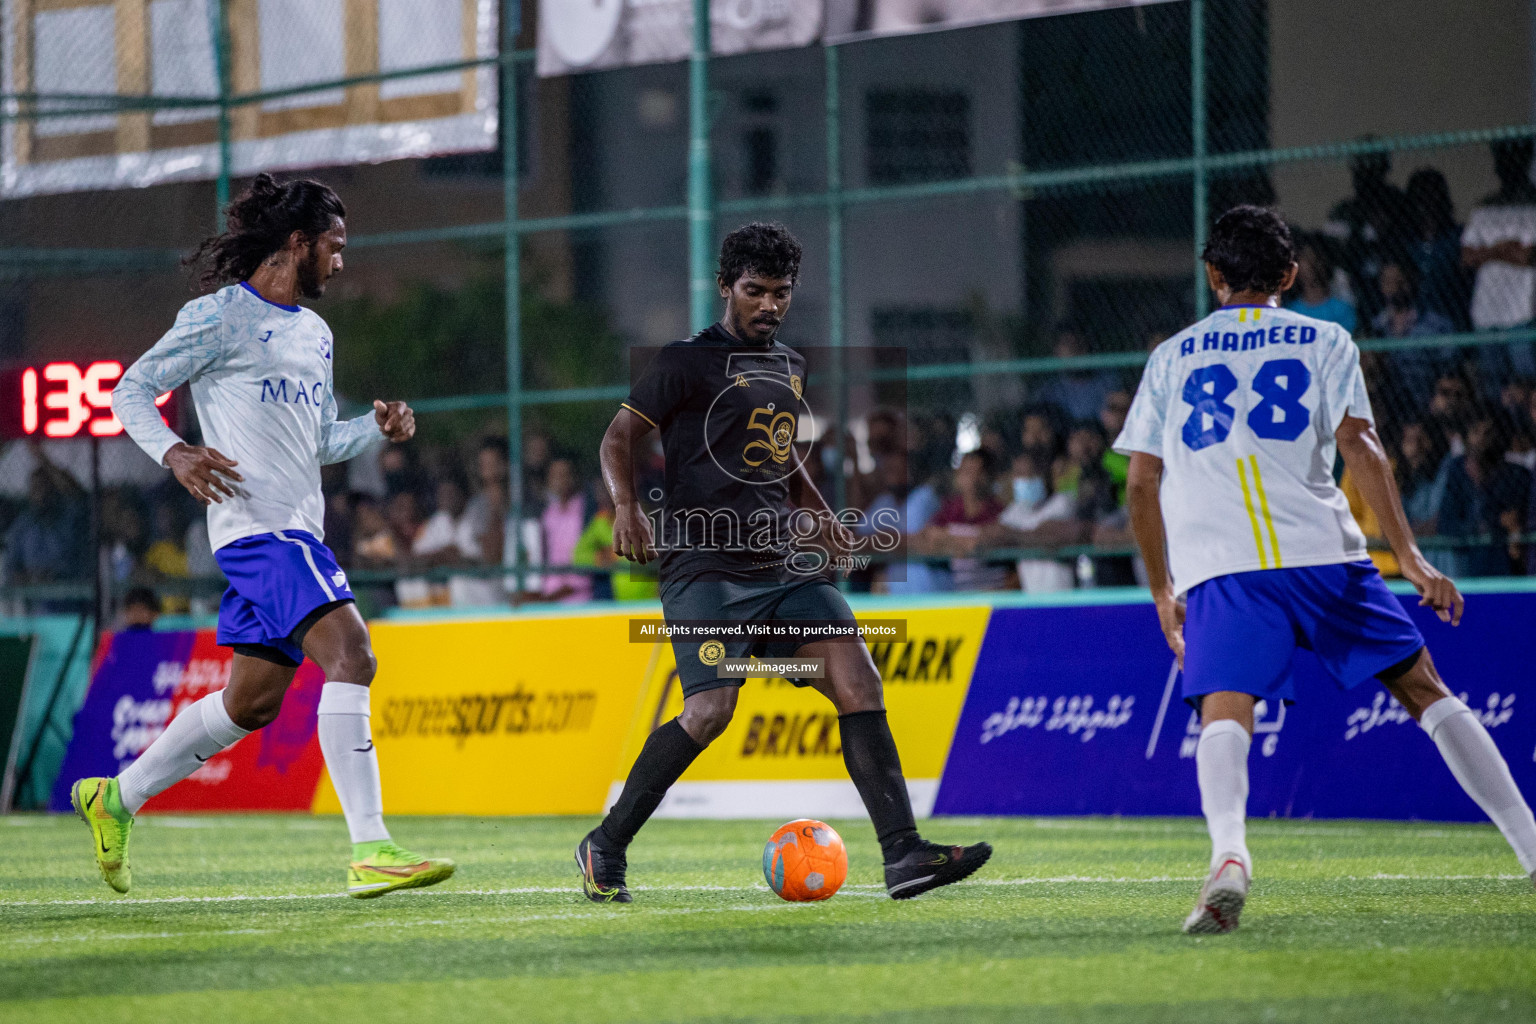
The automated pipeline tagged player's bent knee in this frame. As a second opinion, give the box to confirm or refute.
[227,690,285,731]
[682,709,734,746]
[242,704,283,731]
[680,688,737,746]
[324,646,377,686]
[835,671,884,714]
[814,642,884,713]
[852,666,884,700]
[1380,650,1450,721]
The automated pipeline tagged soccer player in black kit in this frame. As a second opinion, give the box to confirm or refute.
[576,223,992,902]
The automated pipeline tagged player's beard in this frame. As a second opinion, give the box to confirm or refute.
[297,247,327,300]
[732,307,779,345]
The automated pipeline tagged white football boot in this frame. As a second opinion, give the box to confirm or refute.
[1182,853,1249,934]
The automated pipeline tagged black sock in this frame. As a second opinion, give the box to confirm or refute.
[839,710,921,862]
[597,718,705,849]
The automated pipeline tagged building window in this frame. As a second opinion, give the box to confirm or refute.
[742,127,778,196]
[738,89,780,196]
[865,90,970,186]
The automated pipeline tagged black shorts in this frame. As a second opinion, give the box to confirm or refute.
[660,574,858,698]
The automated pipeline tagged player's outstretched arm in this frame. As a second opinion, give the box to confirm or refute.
[1126,452,1185,666]
[1336,415,1464,625]
[600,408,656,564]
[314,388,407,465]
[787,460,854,560]
[371,400,415,442]
[1462,238,1535,270]
[162,442,243,506]
[114,297,243,505]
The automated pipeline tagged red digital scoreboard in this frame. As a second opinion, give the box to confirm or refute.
[0,361,177,441]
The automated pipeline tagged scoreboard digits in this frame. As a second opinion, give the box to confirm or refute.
[1,361,175,441]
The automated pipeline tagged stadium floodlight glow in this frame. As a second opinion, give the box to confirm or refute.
[0,360,175,440]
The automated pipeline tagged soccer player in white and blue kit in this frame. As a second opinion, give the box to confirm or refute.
[69,174,453,898]
[1117,206,1536,934]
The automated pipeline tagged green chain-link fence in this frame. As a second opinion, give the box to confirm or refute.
[2,0,1535,617]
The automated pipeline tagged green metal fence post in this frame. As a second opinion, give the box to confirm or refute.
[826,45,848,523]
[503,0,525,600]
[687,0,714,332]
[211,0,233,228]
[1191,0,1208,317]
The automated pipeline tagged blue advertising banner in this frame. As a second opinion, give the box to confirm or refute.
[49,629,326,813]
[934,591,1536,822]
[50,630,195,811]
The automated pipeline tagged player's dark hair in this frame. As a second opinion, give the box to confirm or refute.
[717,222,802,288]
[122,586,161,613]
[1383,257,1420,296]
[1387,420,1434,490]
[1297,236,1334,278]
[1202,205,1296,296]
[1465,412,1515,471]
[1494,138,1535,188]
[959,447,994,476]
[1071,420,1108,443]
[185,173,346,289]
[1406,168,1457,236]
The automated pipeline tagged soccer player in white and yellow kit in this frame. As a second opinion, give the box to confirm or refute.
[1116,206,1536,934]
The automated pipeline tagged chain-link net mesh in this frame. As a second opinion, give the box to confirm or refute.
[3,0,1535,623]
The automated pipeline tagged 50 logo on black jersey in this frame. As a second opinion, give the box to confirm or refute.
[703,352,813,486]
[743,406,796,467]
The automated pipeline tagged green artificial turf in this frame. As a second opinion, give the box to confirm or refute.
[2,814,1533,1023]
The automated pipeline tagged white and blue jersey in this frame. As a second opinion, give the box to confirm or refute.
[1114,305,1372,596]
[1115,305,1423,701]
[115,282,378,660]
[113,282,378,552]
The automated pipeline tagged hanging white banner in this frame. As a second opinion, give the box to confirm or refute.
[2,0,499,198]
[822,0,1178,44]
[536,0,823,77]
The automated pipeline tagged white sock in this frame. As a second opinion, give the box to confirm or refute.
[317,682,390,845]
[1421,696,1536,875]
[117,691,249,814]
[1196,718,1252,875]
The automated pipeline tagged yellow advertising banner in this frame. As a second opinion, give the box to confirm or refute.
[611,605,991,818]
[312,613,655,816]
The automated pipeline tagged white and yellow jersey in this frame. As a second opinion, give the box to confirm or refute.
[1113,304,1372,597]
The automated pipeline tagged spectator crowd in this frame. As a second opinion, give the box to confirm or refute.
[4,141,1536,614]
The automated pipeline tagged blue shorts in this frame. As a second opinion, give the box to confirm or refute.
[1182,561,1424,706]
[214,530,353,665]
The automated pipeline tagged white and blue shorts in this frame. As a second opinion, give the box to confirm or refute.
[213,530,353,666]
[1182,560,1425,707]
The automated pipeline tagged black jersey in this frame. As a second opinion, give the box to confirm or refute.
[622,323,811,582]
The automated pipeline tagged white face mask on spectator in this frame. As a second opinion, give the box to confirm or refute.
[1012,477,1047,508]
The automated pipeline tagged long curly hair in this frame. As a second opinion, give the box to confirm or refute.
[184,173,346,289]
